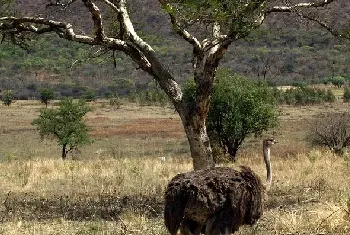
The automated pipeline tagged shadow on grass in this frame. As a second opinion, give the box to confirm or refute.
[1,192,164,221]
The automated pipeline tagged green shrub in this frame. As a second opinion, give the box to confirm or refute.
[184,71,278,161]
[280,87,335,105]
[109,94,122,109]
[39,88,55,107]
[2,90,14,106]
[83,89,97,102]
[343,87,350,102]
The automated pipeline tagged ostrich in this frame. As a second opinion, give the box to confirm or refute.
[164,138,276,235]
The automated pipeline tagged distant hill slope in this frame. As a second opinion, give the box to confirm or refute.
[1,0,349,99]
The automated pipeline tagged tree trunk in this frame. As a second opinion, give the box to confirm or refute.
[62,144,67,160]
[180,114,215,170]
[178,42,227,170]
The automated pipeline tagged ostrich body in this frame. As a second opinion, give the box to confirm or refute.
[164,138,276,235]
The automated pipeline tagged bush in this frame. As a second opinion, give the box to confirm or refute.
[184,71,278,161]
[2,90,14,106]
[138,88,169,107]
[329,76,346,88]
[83,89,97,102]
[343,87,350,102]
[325,89,336,102]
[307,112,350,156]
[109,94,122,109]
[39,88,55,107]
[279,87,335,105]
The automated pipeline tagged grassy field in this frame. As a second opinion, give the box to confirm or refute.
[0,100,349,234]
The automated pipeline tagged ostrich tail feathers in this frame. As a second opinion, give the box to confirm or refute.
[164,184,188,235]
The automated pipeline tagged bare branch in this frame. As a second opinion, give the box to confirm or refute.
[158,0,201,52]
[0,16,150,69]
[296,12,343,38]
[108,0,183,105]
[115,0,150,51]
[267,0,336,13]
[0,16,91,43]
[265,0,348,39]
[101,0,120,12]
[82,0,105,41]
[0,1,183,107]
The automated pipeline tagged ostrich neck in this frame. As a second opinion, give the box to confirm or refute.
[263,146,272,190]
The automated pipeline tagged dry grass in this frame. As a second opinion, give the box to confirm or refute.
[0,100,349,234]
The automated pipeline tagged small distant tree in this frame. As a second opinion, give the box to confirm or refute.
[31,98,92,159]
[322,77,331,86]
[330,76,346,88]
[307,112,350,156]
[343,87,350,102]
[39,88,55,107]
[109,93,122,109]
[2,90,14,106]
[325,89,336,103]
[83,89,97,102]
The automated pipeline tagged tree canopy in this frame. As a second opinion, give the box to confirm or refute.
[31,98,92,159]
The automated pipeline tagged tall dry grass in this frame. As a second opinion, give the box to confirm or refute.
[0,100,349,234]
[0,151,349,234]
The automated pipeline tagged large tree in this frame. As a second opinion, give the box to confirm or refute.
[0,0,348,170]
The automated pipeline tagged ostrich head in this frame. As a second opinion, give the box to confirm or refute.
[263,138,277,191]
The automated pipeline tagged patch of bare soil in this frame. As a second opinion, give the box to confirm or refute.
[90,118,184,138]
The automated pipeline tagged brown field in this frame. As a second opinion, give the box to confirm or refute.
[0,99,349,234]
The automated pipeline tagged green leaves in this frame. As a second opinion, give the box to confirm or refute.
[182,70,278,160]
[39,88,55,107]
[0,0,13,15]
[207,71,278,160]
[165,0,265,34]
[1,90,14,106]
[31,98,92,159]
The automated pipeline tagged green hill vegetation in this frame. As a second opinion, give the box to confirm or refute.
[1,0,350,100]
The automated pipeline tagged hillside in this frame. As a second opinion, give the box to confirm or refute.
[1,0,350,98]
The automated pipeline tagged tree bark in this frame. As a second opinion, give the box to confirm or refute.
[184,124,214,169]
[178,106,214,169]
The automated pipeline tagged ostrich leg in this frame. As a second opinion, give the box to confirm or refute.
[180,219,203,235]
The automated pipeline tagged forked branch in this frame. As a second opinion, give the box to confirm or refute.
[266,0,347,39]
[82,0,105,41]
[158,0,201,52]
